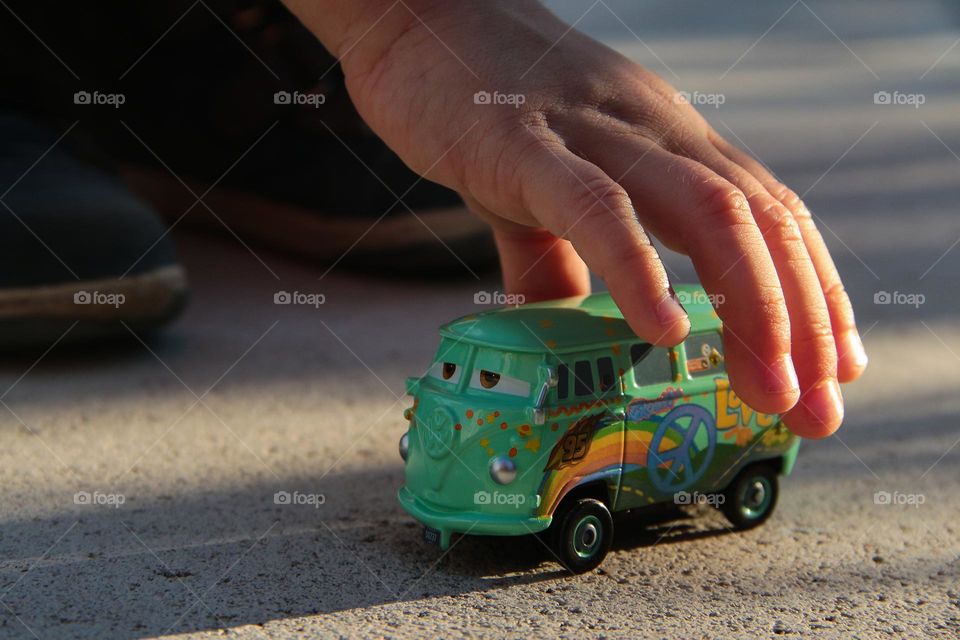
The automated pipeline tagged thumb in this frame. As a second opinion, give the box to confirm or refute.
[492,225,591,303]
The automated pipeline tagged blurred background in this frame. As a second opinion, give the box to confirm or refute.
[1,1,958,637]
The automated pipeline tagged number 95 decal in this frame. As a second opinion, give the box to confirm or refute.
[544,413,609,472]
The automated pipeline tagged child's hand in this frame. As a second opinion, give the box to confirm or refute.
[286,0,867,437]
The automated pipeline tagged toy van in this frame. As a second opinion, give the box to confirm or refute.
[398,284,800,572]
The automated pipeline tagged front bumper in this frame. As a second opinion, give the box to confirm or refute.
[781,437,801,476]
[398,486,552,549]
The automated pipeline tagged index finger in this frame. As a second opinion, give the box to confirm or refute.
[575,135,801,415]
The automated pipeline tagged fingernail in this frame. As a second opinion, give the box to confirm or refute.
[655,292,688,331]
[801,378,844,431]
[842,330,869,369]
[764,354,800,395]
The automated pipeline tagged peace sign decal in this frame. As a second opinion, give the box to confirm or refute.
[646,404,716,493]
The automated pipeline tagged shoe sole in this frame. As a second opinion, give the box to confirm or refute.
[0,264,187,348]
[121,167,497,273]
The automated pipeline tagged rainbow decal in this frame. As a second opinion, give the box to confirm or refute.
[537,411,683,516]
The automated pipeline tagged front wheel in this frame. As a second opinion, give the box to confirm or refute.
[551,498,613,573]
[721,463,779,530]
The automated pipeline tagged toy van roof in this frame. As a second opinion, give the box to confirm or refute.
[440,284,721,354]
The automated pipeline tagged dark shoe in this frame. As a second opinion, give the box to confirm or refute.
[62,0,496,276]
[0,113,187,348]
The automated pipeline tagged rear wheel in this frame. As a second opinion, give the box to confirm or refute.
[551,498,613,573]
[721,463,779,530]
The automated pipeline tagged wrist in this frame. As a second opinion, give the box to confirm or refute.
[283,0,555,78]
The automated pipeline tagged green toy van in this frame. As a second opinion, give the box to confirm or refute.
[398,284,800,572]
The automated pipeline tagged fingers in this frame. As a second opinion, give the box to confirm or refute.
[517,145,690,346]
[675,137,841,437]
[573,134,799,415]
[709,132,868,384]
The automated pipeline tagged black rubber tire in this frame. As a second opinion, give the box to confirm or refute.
[721,463,779,530]
[551,498,614,573]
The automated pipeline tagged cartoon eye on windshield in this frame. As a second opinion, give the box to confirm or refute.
[469,369,531,397]
[428,361,462,384]
[479,370,500,388]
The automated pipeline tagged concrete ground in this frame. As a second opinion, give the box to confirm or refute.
[2,1,960,637]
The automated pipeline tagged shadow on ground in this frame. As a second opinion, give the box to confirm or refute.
[0,463,739,638]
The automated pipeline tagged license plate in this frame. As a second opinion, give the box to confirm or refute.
[423,526,441,545]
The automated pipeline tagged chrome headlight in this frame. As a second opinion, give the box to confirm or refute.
[489,456,516,485]
[399,432,409,461]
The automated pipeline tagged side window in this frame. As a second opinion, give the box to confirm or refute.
[686,332,725,377]
[631,343,673,386]
[573,360,594,397]
[557,363,569,400]
[596,356,615,392]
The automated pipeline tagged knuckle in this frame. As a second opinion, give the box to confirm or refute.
[795,319,837,344]
[755,285,789,325]
[687,182,754,241]
[767,182,806,212]
[792,330,839,378]
[606,235,659,274]
[723,286,791,348]
[823,281,854,314]
[792,206,814,224]
[563,183,659,279]
[721,284,787,336]
[501,136,547,189]
[569,175,632,220]
[565,204,612,241]
[699,182,752,222]
[757,201,805,245]
[503,120,554,167]
[663,125,707,157]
